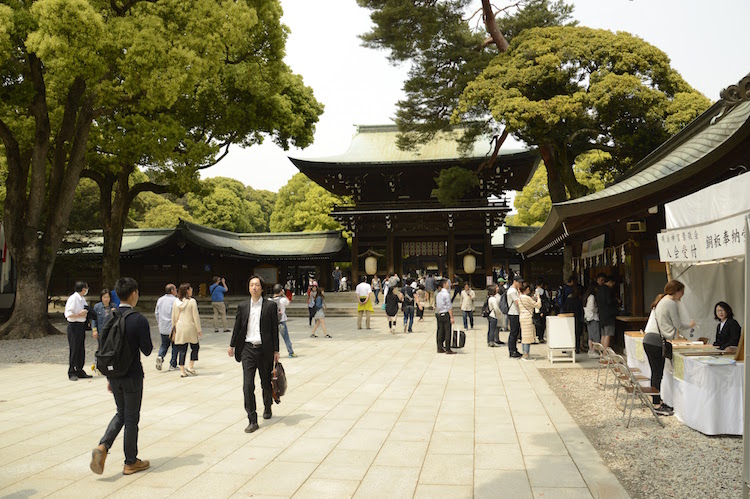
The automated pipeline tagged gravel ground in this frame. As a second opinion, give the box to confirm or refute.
[540,367,742,499]
[0,318,164,366]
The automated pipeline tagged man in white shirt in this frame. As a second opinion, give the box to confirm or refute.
[64,281,92,380]
[435,279,456,355]
[355,276,373,330]
[506,276,523,358]
[228,275,280,433]
[154,283,178,371]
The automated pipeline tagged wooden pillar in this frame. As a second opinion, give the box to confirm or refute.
[351,233,359,287]
[387,231,394,273]
[447,231,455,281]
[484,231,493,289]
[631,242,644,316]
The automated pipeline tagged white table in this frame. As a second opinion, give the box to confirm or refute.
[546,316,576,363]
[624,334,744,435]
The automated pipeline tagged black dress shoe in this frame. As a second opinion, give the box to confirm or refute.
[437,348,446,353]
[77,371,93,379]
[245,422,259,433]
[494,341,505,346]
[263,408,272,419]
[445,350,456,355]
[510,352,523,358]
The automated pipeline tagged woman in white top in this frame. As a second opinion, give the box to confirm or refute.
[171,283,203,378]
[460,283,476,330]
[583,281,600,358]
[642,280,695,415]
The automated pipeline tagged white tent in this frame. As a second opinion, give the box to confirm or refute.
[658,172,750,343]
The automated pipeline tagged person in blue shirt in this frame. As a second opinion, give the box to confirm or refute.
[209,276,229,333]
[92,288,117,342]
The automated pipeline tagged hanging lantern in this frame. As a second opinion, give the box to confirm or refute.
[365,256,378,275]
[463,254,477,274]
[358,249,384,276]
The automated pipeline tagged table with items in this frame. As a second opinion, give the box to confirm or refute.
[624,331,744,435]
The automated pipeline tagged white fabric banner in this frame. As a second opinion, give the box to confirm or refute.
[657,213,747,262]
[665,172,750,229]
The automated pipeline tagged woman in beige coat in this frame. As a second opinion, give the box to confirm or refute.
[172,283,202,377]
[518,283,541,361]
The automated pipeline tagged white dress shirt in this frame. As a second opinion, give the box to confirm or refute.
[245,297,263,344]
[64,292,87,323]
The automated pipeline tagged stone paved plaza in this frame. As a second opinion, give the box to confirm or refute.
[0,314,629,498]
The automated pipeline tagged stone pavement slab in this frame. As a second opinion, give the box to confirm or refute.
[0,313,629,498]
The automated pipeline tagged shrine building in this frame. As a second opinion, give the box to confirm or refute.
[289,124,540,287]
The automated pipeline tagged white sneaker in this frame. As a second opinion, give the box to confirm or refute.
[522,355,535,362]
[155,357,163,371]
[587,351,598,358]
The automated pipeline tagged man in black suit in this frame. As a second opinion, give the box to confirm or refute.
[228,275,280,433]
[90,277,153,476]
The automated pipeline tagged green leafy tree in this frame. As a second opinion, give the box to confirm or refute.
[456,26,711,201]
[432,166,479,204]
[358,0,575,157]
[270,173,349,232]
[141,203,195,229]
[246,186,277,232]
[0,0,322,338]
[186,177,265,233]
[508,152,614,226]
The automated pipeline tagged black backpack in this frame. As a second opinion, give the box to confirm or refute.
[481,297,491,318]
[95,309,135,378]
[498,292,510,315]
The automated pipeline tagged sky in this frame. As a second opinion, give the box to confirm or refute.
[200,0,750,193]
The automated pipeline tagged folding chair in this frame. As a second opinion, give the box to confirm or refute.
[610,354,649,409]
[620,364,665,428]
[592,342,610,389]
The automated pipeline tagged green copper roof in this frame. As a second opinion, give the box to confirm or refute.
[63,221,347,259]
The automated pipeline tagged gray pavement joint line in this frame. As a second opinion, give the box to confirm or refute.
[517,360,603,498]
[231,322,434,498]
[299,323,438,498]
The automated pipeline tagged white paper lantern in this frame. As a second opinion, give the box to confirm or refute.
[463,254,476,274]
[365,256,378,275]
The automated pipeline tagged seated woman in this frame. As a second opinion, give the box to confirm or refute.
[713,301,741,350]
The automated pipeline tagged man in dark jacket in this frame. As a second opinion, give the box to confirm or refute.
[596,276,618,350]
[90,277,153,476]
[228,275,280,433]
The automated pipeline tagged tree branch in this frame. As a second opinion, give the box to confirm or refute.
[196,139,233,170]
[49,77,86,204]
[481,0,510,52]
[126,181,169,205]
[477,128,509,174]
[566,127,604,145]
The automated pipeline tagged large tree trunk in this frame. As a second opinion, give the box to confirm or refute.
[101,168,132,288]
[0,249,61,339]
[539,144,567,203]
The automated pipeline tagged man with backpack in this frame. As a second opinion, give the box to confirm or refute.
[90,277,153,476]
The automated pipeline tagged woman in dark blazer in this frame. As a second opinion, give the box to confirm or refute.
[713,301,741,350]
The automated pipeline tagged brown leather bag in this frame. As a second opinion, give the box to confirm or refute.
[271,362,287,404]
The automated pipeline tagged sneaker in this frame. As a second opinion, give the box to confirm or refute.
[289,353,297,358]
[123,458,150,475]
[168,365,178,372]
[90,444,107,475]
[587,351,598,359]
[522,354,535,362]
[487,342,496,348]
[155,357,163,371]
[655,407,673,416]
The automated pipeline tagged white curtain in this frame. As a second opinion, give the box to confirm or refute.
[671,259,745,343]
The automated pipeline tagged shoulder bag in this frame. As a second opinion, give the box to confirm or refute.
[655,315,673,360]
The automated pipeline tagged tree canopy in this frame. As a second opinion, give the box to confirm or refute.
[270,173,349,233]
[0,0,322,338]
[507,151,613,226]
[456,25,711,201]
[185,177,266,233]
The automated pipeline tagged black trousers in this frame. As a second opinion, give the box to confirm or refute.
[100,376,143,465]
[67,322,87,376]
[534,315,546,341]
[241,344,273,423]
[507,315,520,355]
[644,342,665,404]
[308,306,315,325]
[436,312,452,351]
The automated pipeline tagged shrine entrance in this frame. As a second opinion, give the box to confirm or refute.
[400,240,447,278]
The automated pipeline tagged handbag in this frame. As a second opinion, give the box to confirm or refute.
[654,315,673,359]
[271,361,287,404]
